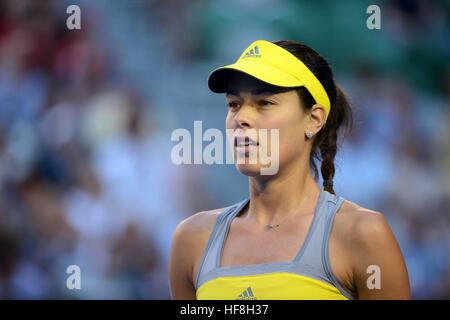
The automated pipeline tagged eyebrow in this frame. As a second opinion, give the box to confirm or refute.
[226,90,277,98]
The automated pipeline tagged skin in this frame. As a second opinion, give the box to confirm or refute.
[169,81,411,300]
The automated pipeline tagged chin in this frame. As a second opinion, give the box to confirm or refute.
[233,146,281,177]
[235,163,263,176]
[235,163,279,178]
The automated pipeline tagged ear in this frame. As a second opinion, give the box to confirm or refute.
[306,104,326,134]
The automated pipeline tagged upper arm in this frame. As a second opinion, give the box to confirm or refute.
[169,217,197,300]
[350,211,411,299]
[168,209,221,300]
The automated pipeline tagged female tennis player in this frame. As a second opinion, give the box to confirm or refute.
[169,40,411,299]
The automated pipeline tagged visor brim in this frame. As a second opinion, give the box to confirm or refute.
[208,61,304,93]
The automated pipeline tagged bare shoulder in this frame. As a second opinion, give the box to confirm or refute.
[170,207,225,282]
[331,198,411,299]
[169,206,227,298]
[333,198,390,246]
[174,207,224,241]
[172,207,225,263]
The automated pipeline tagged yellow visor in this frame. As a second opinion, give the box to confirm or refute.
[208,40,331,121]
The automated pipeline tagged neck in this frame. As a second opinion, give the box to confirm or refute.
[246,159,321,226]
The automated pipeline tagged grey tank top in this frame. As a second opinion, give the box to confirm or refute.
[194,187,354,299]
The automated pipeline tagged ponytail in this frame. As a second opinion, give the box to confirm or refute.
[317,86,352,194]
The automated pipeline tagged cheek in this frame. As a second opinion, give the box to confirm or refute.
[225,112,233,128]
[225,113,236,149]
[261,111,305,160]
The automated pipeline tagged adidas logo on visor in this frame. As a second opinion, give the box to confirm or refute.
[236,286,257,300]
[242,45,261,59]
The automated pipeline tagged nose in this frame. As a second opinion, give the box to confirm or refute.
[233,104,254,129]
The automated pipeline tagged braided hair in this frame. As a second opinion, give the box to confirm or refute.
[273,40,353,194]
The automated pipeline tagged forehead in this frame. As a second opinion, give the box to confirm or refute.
[225,87,298,100]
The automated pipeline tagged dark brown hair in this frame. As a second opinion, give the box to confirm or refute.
[273,40,352,195]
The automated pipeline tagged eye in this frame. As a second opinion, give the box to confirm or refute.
[258,99,274,107]
[227,101,240,110]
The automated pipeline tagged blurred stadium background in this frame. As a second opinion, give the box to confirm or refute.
[0,0,449,299]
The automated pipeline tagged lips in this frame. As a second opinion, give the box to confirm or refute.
[234,136,259,147]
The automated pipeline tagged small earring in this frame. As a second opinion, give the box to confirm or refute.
[306,132,313,139]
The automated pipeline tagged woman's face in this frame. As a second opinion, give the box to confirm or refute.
[225,85,310,177]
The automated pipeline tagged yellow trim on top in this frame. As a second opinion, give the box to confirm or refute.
[196,272,348,300]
